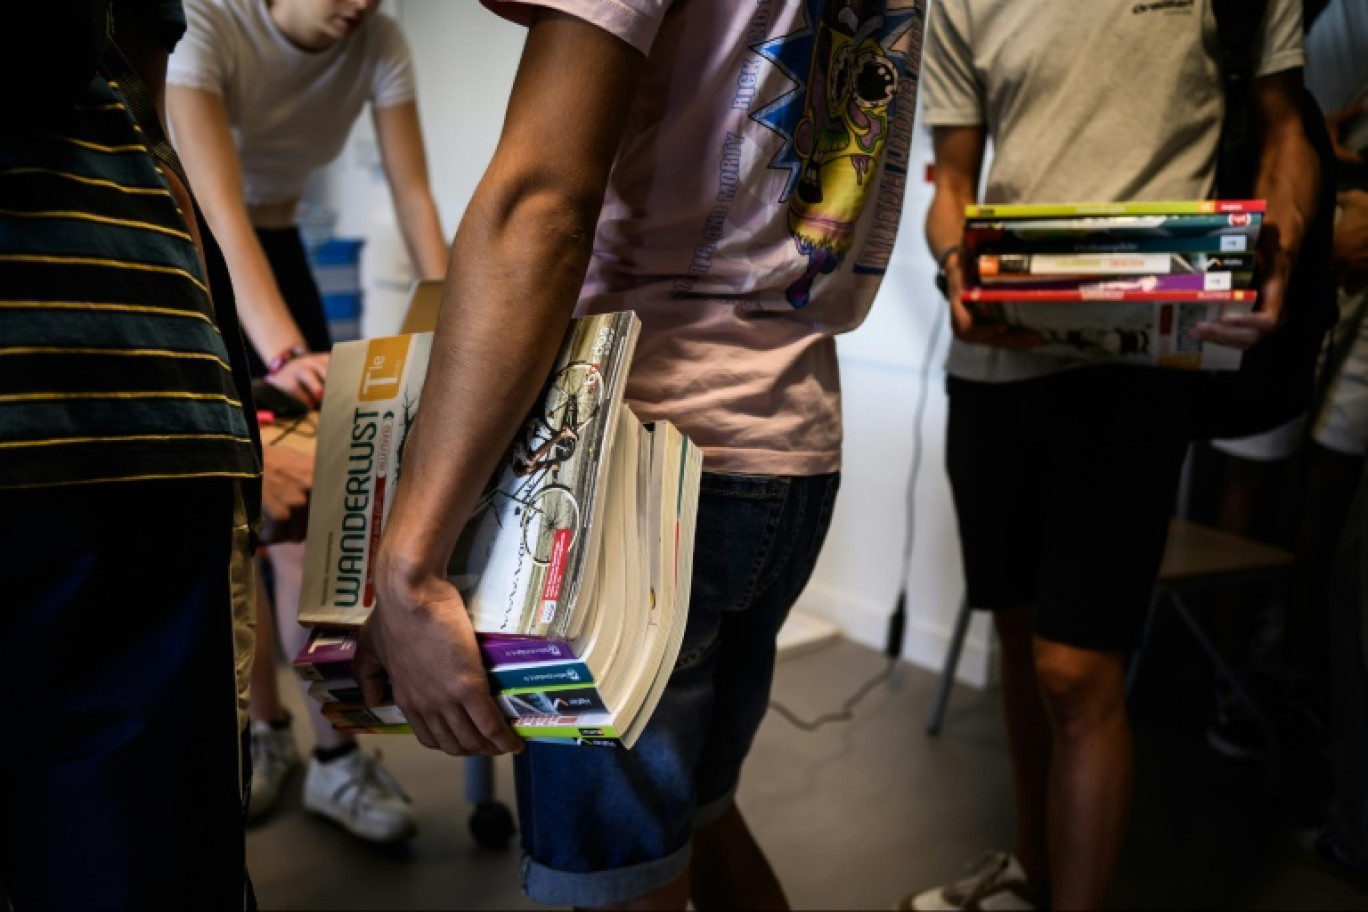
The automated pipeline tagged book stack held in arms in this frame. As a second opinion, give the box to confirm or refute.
[959,199,1265,370]
[293,310,703,748]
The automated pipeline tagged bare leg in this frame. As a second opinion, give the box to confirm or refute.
[690,802,789,911]
[995,605,1052,890]
[248,555,285,723]
[268,541,350,751]
[1034,639,1131,910]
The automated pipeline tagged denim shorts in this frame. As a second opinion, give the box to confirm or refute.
[513,470,840,907]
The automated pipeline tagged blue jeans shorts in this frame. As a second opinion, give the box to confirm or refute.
[513,471,840,907]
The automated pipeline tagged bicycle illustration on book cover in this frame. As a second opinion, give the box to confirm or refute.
[448,357,605,631]
[481,360,603,566]
[444,310,639,637]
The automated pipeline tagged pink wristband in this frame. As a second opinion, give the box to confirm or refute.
[266,345,307,378]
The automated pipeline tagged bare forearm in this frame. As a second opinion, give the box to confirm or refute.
[378,8,641,588]
[925,126,984,265]
[168,87,309,359]
[1255,129,1319,268]
[395,191,448,281]
[374,103,448,281]
[927,184,972,261]
[210,213,309,359]
[378,188,594,583]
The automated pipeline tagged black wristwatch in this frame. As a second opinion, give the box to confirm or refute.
[934,244,959,298]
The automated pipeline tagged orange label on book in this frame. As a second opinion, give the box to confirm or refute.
[357,337,410,402]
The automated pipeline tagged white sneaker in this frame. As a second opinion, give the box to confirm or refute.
[896,852,1042,911]
[303,748,416,843]
[247,717,299,820]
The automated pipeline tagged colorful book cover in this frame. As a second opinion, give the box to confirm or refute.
[964,212,1262,238]
[297,333,433,628]
[964,199,1265,218]
[449,310,642,639]
[292,625,578,676]
[488,660,596,691]
[963,288,1257,304]
[298,310,641,638]
[321,702,630,745]
[977,252,1256,280]
[977,234,1253,255]
[480,634,578,666]
[971,273,1251,294]
[291,627,358,682]
[497,686,608,717]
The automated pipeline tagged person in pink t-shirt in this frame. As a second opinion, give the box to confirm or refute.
[358,2,926,908]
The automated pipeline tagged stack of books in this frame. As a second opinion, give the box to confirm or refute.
[292,311,703,748]
[958,200,1264,370]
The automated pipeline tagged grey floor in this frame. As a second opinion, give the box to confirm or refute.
[247,633,1368,910]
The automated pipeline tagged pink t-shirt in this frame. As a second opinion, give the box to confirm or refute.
[487,0,926,475]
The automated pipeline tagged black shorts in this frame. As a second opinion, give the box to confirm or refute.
[205,224,333,377]
[946,367,1193,652]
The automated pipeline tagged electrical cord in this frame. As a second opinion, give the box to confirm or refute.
[768,292,949,731]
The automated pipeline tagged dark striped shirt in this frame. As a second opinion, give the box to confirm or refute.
[0,73,258,489]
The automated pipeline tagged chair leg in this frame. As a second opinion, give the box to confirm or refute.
[1167,592,1281,789]
[464,753,495,807]
[926,595,973,736]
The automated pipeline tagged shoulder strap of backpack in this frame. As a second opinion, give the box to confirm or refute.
[1212,0,1271,196]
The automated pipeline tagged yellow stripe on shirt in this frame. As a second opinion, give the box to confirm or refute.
[0,300,216,327]
[0,432,255,451]
[0,255,208,294]
[0,347,233,372]
[0,167,170,197]
[0,391,244,406]
[0,208,192,242]
[49,135,149,155]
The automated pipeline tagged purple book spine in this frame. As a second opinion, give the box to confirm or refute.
[996,273,1243,294]
[293,628,358,668]
[478,634,577,667]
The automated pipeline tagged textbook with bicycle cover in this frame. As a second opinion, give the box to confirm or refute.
[315,411,704,748]
[297,310,641,638]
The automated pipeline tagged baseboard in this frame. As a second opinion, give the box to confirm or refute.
[794,582,996,688]
[777,609,841,660]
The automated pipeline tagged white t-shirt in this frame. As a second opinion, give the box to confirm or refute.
[167,0,416,206]
[486,0,927,475]
[922,0,1305,383]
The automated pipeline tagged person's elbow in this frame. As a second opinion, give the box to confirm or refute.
[486,169,604,260]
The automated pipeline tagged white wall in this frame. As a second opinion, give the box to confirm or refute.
[799,105,997,687]
[327,1,995,687]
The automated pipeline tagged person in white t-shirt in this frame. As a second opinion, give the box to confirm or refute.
[167,0,448,844]
[904,0,1317,910]
[356,2,927,908]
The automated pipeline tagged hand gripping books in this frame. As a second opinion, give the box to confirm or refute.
[958,200,1265,371]
[295,310,703,748]
[303,410,702,748]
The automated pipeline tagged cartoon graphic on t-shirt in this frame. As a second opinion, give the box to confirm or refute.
[753,1,920,307]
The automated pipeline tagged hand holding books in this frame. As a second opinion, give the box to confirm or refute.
[294,311,702,751]
[936,243,1045,350]
[356,575,523,757]
[1190,211,1286,352]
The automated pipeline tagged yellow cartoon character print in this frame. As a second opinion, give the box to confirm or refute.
[786,2,900,307]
